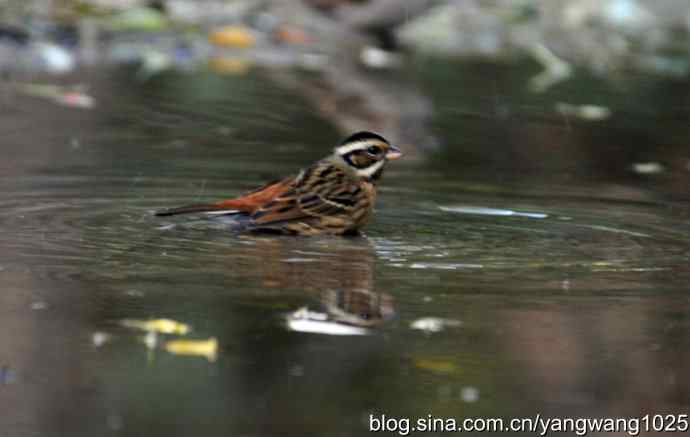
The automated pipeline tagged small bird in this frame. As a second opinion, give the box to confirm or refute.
[155,131,402,236]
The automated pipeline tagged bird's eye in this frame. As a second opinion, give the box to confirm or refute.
[366,145,382,156]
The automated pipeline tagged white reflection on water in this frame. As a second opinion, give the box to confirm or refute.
[285,307,370,336]
[440,205,549,219]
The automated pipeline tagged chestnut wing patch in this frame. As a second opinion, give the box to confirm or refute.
[250,162,360,226]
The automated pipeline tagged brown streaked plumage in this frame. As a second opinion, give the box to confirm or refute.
[155,131,402,235]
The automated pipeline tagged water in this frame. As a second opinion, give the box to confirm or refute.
[1,63,689,436]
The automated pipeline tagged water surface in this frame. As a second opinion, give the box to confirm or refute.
[1,63,689,436]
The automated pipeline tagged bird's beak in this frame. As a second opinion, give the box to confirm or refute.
[386,145,403,160]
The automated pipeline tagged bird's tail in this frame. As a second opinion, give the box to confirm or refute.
[155,178,292,217]
[154,203,236,217]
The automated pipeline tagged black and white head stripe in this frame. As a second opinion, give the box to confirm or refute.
[335,131,389,156]
[340,131,389,145]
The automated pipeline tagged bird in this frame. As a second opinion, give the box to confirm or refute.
[155,131,402,236]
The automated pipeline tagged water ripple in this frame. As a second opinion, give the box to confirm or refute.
[1,174,689,291]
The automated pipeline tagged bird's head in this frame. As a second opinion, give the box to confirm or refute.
[333,131,402,180]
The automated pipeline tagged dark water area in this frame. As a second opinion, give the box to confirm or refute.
[1,60,689,436]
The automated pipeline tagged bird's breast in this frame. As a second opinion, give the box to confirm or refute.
[351,181,377,228]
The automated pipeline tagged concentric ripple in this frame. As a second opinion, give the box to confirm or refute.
[370,195,690,292]
[2,172,689,293]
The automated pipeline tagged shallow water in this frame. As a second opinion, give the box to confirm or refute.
[1,63,689,436]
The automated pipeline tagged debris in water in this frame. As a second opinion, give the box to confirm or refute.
[92,331,112,348]
[555,103,611,120]
[414,358,458,374]
[142,331,158,350]
[164,337,218,362]
[125,289,144,297]
[120,318,191,335]
[30,301,48,310]
[410,317,462,334]
[632,162,665,174]
[460,386,480,403]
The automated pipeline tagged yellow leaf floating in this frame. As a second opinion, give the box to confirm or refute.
[165,338,218,362]
[120,318,191,335]
[209,26,256,48]
[414,358,458,374]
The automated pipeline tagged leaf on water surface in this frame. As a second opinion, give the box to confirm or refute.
[120,318,191,335]
[165,338,218,362]
[413,358,458,374]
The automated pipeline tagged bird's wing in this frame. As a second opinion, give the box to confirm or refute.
[249,162,360,226]
[213,177,295,212]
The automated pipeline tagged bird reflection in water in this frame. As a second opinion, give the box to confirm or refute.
[233,234,395,333]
